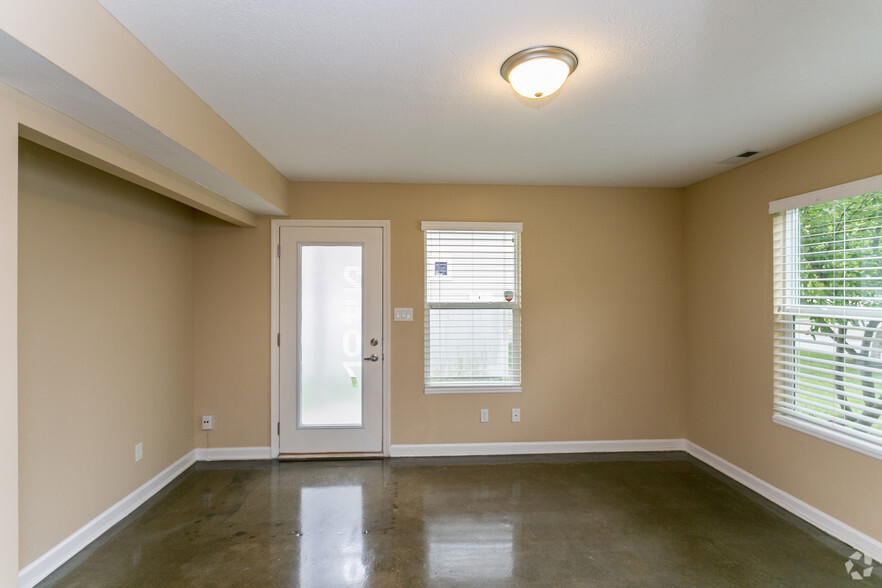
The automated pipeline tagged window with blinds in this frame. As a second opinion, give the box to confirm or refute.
[771,180,882,460]
[422,222,522,394]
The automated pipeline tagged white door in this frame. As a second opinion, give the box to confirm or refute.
[279,226,383,454]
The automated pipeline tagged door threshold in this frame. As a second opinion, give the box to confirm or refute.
[277,452,386,461]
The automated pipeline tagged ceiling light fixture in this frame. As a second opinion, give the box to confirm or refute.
[500,46,578,99]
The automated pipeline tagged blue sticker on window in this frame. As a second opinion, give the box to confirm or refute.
[435,261,448,276]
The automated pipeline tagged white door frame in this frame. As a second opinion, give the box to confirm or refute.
[271,219,391,458]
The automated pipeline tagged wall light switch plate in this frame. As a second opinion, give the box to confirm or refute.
[480,409,489,423]
[512,408,521,423]
[135,442,143,462]
[394,308,413,321]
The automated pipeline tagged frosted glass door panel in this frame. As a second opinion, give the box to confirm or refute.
[279,224,383,454]
[299,245,363,427]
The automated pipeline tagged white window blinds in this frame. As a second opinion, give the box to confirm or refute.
[772,187,882,460]
[422,222,522,393]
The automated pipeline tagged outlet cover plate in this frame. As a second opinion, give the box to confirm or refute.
[135,442,143,462]
[201,415,213,430]
[480,409,489,423]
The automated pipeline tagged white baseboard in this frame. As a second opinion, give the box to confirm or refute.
[683,441,882,563]
[18,446,270,586]
[18,449,198,588]
[19,440,882,586]
[389,438,687,457]
[393,438,882,561]
[196,446,272,461]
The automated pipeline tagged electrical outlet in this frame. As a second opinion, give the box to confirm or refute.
[135,442,143,462]
[202,415,213,430]
[480,409,489,423]
[512,408,521,423]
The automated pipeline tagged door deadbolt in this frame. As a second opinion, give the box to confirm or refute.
[370,338,379,346]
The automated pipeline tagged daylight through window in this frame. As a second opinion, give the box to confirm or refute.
[771,182,882,460]
[423,222,522,394]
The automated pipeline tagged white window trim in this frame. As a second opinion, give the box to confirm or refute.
[769,172,882,214]
[423,221,523,395]
[421,221,523,232]
[770,179,882,462]
[425,384,523,395]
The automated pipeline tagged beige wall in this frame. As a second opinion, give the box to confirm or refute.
[683,111,882,542]
[194,215,273,448]
[18,141,196,567]
[4,0,879,572]
[194,183,686,447]
[14,101,882,571]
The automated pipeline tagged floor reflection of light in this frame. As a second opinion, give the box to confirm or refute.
[300,485,365,586]
[427,517,514,582]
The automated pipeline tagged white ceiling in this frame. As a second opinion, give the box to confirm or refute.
[96,0,882,188]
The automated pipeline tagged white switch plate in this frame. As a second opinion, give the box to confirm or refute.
[394,307,413,321]
[202,415,213,430]
[135,442,143,462]
[512,408,521,423]
[480,409,489,423]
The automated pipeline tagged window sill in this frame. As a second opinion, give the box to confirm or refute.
[772,414,882,462]
[425,385,522,395]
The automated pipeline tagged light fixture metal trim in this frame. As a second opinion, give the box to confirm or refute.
[500,45,579,98]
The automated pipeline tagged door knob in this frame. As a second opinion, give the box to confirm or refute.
[364,354,379,362]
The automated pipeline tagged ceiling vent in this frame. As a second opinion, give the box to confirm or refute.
[720,150,760,165]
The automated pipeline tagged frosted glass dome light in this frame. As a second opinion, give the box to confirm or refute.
[501,46,578,99]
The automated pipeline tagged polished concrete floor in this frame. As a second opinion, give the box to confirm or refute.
[40,452,879,587]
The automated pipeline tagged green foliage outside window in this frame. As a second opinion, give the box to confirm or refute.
[796,191,882,432]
